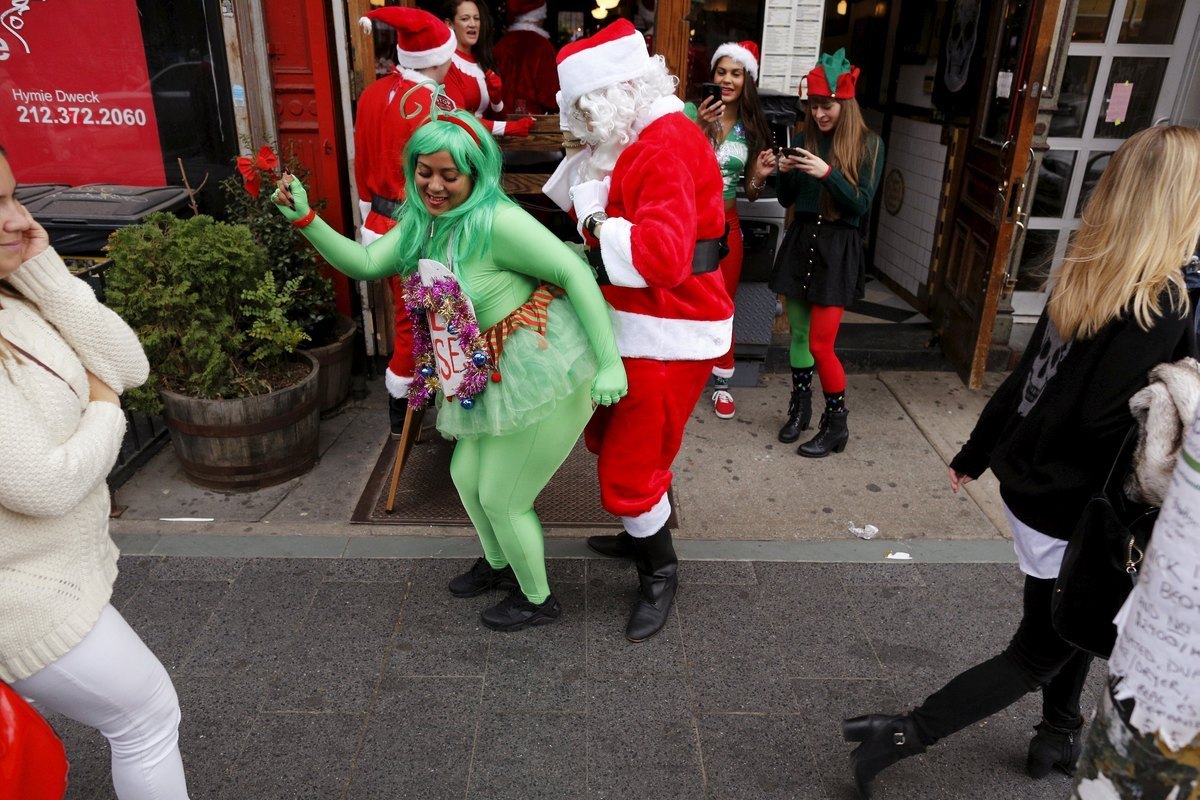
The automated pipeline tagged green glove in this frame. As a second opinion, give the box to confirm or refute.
[270,177,310,223]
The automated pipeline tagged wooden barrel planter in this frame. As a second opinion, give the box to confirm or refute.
[160,352,321,491]
[303,314,357,414]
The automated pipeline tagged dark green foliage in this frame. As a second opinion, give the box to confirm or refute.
[220,156,336,344]
[105,213,309,413]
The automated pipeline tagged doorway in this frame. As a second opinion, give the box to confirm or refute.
[1011,0,1200,322]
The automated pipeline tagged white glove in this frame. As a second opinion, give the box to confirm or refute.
[571,177,610,237]
[542,146,592,212]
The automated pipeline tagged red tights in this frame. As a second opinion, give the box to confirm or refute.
[808,303,846,394]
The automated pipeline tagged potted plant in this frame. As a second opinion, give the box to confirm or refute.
[225,145,358,414]
[104,211,321,491]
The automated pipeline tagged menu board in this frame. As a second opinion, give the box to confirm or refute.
[759,0,825,95]
[1,0,167,186]
[1109,407,1200,751]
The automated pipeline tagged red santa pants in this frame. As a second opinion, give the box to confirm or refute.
[585,357,714,529]
[387,274,416,398]
[713,208,743,378]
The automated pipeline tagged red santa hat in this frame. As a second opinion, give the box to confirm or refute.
[556,19,652,108]
[359,7,456,70]
[710,41,759,81]
[505,0,546,24]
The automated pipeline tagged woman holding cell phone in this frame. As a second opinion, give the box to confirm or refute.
[685,41,777,420]
[770,49,882,457]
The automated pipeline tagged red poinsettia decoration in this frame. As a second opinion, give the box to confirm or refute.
[236,145,280,198]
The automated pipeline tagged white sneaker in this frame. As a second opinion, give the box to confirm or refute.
[712,389,735,419]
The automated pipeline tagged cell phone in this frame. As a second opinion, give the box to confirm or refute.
[700,82,723,107]
[780,147,803,158]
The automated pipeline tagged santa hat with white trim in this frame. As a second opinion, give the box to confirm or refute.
[556,19,652,109]
[359,7,455,70]
[711,41,759,81]
[506,0,546,24]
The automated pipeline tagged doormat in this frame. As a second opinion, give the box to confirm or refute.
[352,434,675,528]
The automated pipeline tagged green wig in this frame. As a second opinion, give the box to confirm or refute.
[391,110,510,275]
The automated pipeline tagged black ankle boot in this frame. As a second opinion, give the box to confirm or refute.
[778,388,812,443]
[480,590,561,632]
[798,409,849,457]
[448,557,519,598]
[625,526,678,642]
[841,714,926,799]
[586,530,635,559]
[1026,720,1082,778]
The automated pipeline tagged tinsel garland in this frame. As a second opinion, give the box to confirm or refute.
[403,273,493,409]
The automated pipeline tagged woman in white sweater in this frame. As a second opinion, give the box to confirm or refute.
[0,147,190,798]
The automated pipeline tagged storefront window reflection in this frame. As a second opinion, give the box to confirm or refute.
[1016,228,1058,292]
[1075,150,1112,216]
[1071,0,1114,42]
[1049,56,1099,137]
[1119,0,1185,44]
[1031,151,1076,217]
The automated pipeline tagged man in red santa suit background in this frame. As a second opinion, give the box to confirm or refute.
[492,0,559,115]
[544,20,732,643]
[353,7,469,434]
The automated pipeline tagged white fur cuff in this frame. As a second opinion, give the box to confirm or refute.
[597,218,645,288]
[623,493,671,537]
[385,368,413,399]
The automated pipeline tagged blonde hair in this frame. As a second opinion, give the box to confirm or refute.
[804,96,879,218]
[1047,126,1200,341]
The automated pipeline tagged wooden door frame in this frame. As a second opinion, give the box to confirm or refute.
[653,0,690,98]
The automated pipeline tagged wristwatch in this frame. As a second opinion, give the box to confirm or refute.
[584,211,608,238]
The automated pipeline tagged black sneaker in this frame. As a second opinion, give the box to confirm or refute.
[388,396,408,440]
[480,591,561,632]
[448,557,519,598]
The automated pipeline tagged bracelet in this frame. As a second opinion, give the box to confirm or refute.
[749,177,765,192]
[292,209,317,229]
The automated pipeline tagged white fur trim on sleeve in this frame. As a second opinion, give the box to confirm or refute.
[597,217,646,289]
[385,368,413,399]
[491,120,507,136]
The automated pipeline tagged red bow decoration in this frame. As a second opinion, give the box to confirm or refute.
[236,145,280,198]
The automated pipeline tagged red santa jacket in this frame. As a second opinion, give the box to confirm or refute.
[354,68,443,241]
[595,95,733,361]
[493,27,559,114]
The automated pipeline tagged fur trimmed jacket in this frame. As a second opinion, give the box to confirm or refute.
[1126,357,1200,506]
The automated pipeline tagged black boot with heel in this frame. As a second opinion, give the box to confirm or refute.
[586,530,635,559]
[1026,719,1082,778]
[841,714,926,799]
[778,367,813,443]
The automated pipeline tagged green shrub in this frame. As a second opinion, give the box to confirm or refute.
[105,212,309,413]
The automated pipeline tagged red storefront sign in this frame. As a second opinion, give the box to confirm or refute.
[1,0,167,186]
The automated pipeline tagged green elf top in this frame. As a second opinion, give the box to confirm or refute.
[804,48,860,100]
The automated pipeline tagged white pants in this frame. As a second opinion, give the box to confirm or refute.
[12,604,190,800]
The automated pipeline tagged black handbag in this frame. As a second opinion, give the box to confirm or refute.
[1051,428,1158,658]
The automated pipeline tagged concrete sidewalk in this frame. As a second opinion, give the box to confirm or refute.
[49,369,1109,800]
[53,555,1098,800]
[110,370,1011,558]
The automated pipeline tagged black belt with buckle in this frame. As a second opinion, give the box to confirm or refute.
[371,194,402,218]
[586,237,722,285]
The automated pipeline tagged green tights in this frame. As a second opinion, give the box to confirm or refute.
[785,297,815,369]
[448,382,595,604]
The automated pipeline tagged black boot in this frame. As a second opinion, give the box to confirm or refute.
[798,409,849,457]
[480,590,561,632]
[586,530,635,559]
[448,557,519,598]
[388,395,408,440]
[625,526,678,642]
[842,714,926,799]
[1026,719,1082,778]
[778,368,813,443]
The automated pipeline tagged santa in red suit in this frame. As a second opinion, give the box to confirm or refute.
[544,20,732,642]
[354,7,459,432]
[493,0,559,115]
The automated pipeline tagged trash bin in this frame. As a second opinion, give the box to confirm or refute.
[24,184,191,255]
[15,184,69,206]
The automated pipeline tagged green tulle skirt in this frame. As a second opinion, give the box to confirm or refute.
[435,297,597,440]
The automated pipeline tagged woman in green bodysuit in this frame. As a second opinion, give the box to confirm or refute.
[272,110,627,632]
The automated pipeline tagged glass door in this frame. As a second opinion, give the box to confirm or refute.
[1011,0,1200,321]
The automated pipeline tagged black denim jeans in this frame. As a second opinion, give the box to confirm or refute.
[910,574,1094,745]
